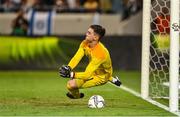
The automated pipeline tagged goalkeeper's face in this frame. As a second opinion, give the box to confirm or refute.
[85,28,99,42]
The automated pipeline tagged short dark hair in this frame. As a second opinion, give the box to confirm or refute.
[90,25,106,39]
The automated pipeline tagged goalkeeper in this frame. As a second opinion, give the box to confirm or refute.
[59,25,121,99]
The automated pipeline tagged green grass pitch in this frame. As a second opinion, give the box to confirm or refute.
[0,71,175,116]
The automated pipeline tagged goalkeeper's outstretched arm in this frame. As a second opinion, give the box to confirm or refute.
[68,43,84,69]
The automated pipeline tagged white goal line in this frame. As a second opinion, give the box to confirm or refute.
[108,82,180,116]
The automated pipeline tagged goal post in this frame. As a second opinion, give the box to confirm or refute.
[169,0,179,112]
[141,0,179,113]
[141,0,151,99]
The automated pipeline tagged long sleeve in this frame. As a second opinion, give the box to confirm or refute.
[68,44,84,69]
[74,56,105,80]
[70,41,112,81]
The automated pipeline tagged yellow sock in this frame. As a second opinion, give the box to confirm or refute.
[67,83,80,98]
[109,76,113,82]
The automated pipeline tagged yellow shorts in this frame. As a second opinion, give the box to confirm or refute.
[75,74,110,89]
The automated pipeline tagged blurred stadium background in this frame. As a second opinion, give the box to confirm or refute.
[0,0,177,116]
[0,0,142,70]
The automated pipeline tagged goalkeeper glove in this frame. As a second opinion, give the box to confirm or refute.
[59,65,74,78]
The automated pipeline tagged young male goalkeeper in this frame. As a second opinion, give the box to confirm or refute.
[59,24,121,99]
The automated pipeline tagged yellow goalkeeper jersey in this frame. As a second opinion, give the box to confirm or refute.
[68,40,113,80]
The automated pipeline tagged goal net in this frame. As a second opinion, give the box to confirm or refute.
[150,0,171,98]
[142,0,179,113]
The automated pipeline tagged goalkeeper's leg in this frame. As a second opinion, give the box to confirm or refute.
[66,79,84,99]
[81,75,108,88]
[109,76,122,87]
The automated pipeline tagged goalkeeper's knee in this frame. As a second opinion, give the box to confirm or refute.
[66,80,77,90]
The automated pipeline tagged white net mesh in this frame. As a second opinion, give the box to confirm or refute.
[150,0,171,98]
